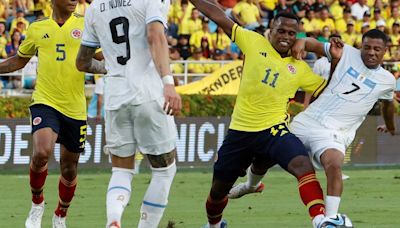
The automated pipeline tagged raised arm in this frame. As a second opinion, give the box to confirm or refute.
[76,46,107,74]
[190,0,235,37]
[377,100,396,135]
[0,55,30,73]
[292,37,344,60]
[147,21,181,116]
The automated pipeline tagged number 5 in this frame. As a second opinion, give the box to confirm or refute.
[56,44,65,61]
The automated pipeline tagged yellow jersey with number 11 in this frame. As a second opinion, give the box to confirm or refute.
[18,13,86,120]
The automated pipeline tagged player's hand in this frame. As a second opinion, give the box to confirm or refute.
[329,37,344,60]
[291,39,306,60]
[163,84,182,116]
[95,114,102,123]
[377,124,396,135]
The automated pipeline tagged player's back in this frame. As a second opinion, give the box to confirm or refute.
[82,0,170,109]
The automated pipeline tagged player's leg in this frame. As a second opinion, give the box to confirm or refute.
[205,129,255,227]
[320,148,345,218]
[104,107,136,228]
[138,151,177,228]
[52,115,87,227]
[269,124,325,227]
[26,104,59,228]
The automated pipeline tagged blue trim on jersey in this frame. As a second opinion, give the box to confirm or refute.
[324,43,332,62]
[143,200,167,208]
[108,186,131,193]
[81,40,100,48]
[346,67,359,78]
[364,78,376,89]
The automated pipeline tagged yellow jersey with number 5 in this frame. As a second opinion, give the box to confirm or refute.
[18,13,86,120]
[230,24,327,132]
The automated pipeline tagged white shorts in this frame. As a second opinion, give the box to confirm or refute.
[289,113,355,169]
[104,97,177,157]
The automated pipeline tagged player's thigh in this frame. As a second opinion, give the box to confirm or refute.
[147,150,176,168]
[133,98,177,155]
[58,113,87,153]
[213,129,256,183]
[110,154,135,169]
[29,104,60,154]
[104,106,136,157]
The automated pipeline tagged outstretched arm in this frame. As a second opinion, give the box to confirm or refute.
[0,55,30,73]
[76,46,107,74]
[292,37,344,60]
[377,100,396,135]
[147,21,182,116]
[190,0,235,37]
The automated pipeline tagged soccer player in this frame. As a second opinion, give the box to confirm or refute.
[188,0,343,227]
[0,0,105,227]
[75,0,182,227]
[231,29,396,227]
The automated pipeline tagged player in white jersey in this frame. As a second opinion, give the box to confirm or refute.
[229,29,396,227]
[75,0,182,227]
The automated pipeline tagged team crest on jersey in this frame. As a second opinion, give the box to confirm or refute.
[71,29,82,39]
[287,64,296,74]
[33,117,42,126]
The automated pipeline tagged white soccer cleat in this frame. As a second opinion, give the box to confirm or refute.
[227,182,265,199]
[25,201,45,228]
[342,173,350,180]
[52,214,67,228]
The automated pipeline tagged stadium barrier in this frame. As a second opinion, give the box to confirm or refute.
[1,116,399,170]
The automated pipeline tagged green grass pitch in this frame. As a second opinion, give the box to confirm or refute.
[1,168,400,227]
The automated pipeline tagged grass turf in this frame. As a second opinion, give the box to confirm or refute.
[1,168,400,227]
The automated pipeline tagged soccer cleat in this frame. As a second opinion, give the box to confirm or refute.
[227,182,265,199]
[107,221,121,228]
[52,214,67,228]
[25,201,45,228]
[342,174,350,180]
[202,219,228,228]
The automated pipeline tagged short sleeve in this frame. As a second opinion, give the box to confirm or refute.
[81,6,100,48]
[300,64,327,97]
[379,76,396,100]
[145,0,170,28]
[231,24,260,54]
[18,25,36,58]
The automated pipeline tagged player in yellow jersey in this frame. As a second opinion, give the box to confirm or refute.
[189,1,343,228]
[0,0,105,227]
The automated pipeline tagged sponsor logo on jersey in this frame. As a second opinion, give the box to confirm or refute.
[287,64,296,74]
[71,29,82,39]
[33,117,42,126]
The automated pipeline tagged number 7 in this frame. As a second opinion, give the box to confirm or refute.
[343,83,360,94]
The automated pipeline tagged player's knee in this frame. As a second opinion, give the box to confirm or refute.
[323,159,343,173]
[60,163,78,179]
[31,146,51,167]
[151,161,176,179]
[288,155,315,176]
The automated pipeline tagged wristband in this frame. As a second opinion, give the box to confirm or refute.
[162,75,174,85]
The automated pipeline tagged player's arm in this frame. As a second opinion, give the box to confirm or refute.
[76,45,107,74]
[190,0,235,37]
[0,55,30,73]
[292,37,344,60]
[147,21,181,115]
[377,100,396,135]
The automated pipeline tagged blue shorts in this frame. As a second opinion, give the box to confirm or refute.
[213,123,308,182]
[29,104,87,153]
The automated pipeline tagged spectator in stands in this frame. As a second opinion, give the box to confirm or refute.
[209,49,226,72]
[13,0,32,14]
[318,7,336,31]
[335,7,353,33]
[354,22,370,47]
[10,9,29,34]
[0,0,9,19]
[371,7,384,28]
[188,7,202,35]
[169,47,184,81]
[259,0,278,20]
[212,26,231,53]
[187,47,211,80]
[75,0,90,15]
[303,9,320,34]
[387,6,400,28]
[32,0,52,18]
[201,37,212,58]
[329,0,348,21]
[6,31,23,57]
[232,0,263,30]
[351,0,370,20]
[177,0,193,36]
[292,0,312,18]
[177,35,191,60]
[341,20,358,46]
[273,0,294,16]
[190,17,213,49]
[390,21,400,45]
[317,25,331,42]
[0,20,8,59]
[376,19,387,32]
[355,10,371,33]
[312,0,327,13]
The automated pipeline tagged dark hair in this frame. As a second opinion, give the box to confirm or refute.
[362,29,388,45]
[329,33,342,39]
[273,12,300,24]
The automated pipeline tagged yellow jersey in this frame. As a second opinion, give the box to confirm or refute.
[18,13,87,120]
[230,24,327,132]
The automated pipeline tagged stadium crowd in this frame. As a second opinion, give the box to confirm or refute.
[1,0,400,89]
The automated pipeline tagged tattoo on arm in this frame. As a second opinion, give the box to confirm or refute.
[0,55,30,73]
[76,45,107,74]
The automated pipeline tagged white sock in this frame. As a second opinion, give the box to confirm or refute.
[138,161,176,228]
[106,167,134,227]
[209,221,222,228]
[325,195,341,218]
[246,167,265,188]
[134,159,142,174]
